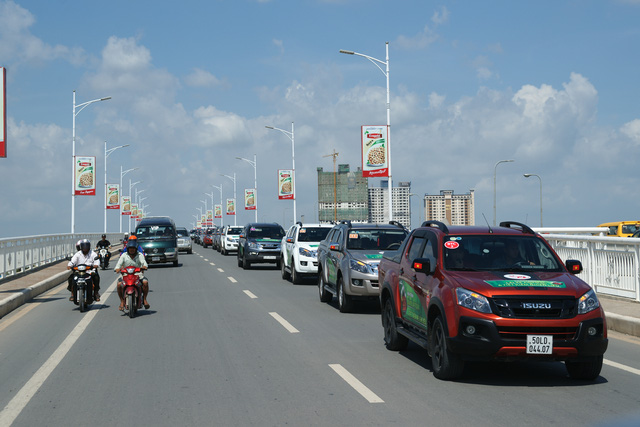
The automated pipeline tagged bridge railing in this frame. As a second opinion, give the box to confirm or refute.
[0,233,123,281]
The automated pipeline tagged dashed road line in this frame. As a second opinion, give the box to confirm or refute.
[209,262,215,266]
[243,290,258,299]
[217,268,224,273]
[269,312,299,333]
[604,359,640,376]
[228,277,237,283]
[329,364,384,403]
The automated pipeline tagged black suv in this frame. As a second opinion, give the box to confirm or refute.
[237,223,286,269]
[317,221,408,312]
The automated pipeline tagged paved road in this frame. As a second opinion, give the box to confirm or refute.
[1,248,639,426]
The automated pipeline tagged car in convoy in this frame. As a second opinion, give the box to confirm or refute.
[202,229,213,248]
[134,216,179,266]
[220,225,243,255]
[237,223,286,269]
[317,220,408,312]
[377,220,608,380]
[212,226,223,252]
[176,227,193,254]
[281,222,332,284]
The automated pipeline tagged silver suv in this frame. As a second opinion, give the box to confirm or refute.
[281,222,333,284]
[317,221,407,312]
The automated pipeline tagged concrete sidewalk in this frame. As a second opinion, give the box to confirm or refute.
[1,256,639,338]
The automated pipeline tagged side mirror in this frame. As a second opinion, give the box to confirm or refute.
[412,257,435,275]
[566,259,583,274]
[329,242,341,251]
[286,237,294,243]
[239,234,245,239]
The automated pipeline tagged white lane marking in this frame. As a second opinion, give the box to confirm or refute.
[243,290,258,299]
[203,258,209,262]
[269,312,299,333]
[604,359,640,376]
[329,364,384,404]
[217,268,224,273]
[209,262,216,266]
[228,277,237,283]
[0,280,118,426]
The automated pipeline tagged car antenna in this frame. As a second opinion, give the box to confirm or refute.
[482,213,493,233]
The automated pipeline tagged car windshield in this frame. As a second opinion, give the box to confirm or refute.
[248,226,285,239]
[298,227,331,242]
[227,227,243,235]
[136,225,175,238]
[443,235,563,272]
[346,228,407,251]
[176,228,188,237]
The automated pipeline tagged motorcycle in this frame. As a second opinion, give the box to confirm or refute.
[121,266,142,318]
[97,247,110,270]
[72,264,95,313]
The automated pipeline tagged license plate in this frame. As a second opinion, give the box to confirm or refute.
[526,335,553,354]
[263,256,276,260]
[151,256,160,262]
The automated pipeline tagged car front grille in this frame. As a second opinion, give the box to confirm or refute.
[492,296,576,319]
[497,325,578,341]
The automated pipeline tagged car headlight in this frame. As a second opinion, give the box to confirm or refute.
[248,242,259,249]
[456,288,491,314]
[350,259,373,274]
[299,247,317,258]
[577,289,600,314]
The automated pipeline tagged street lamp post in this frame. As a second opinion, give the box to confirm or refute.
[340,42,392,221]
[524,174,543,227]
[104,142,129,233]
[134,188,146,229]
[211,184,223,228]
[128,180,142,233]
[120,166,138,233]
[204,192,214,227]
[137,196,147,223]
[236,154,258,222]
[71,91,111,234]
[493,159,514,226]
[221,173,237,226]
[265,123,296,224]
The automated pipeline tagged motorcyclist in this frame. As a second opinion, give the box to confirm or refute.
[122,232,129,245]
[119,234,145,256]
[115,238,150,311]
[95,234,112,267]
[67,239,101,302]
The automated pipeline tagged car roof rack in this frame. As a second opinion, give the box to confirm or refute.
[339,220,352,228]
[499,221,536,235]
[296,221,303,226]
[388,220,405,229]
[421,220,449,234]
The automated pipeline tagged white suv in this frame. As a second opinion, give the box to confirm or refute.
[220,226,243,255]
[281,222,333,284]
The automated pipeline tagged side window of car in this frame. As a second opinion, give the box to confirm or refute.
[407,236,426,262]
[421,234,436,259]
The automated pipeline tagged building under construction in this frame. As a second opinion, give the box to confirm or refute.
[317,164,369,223]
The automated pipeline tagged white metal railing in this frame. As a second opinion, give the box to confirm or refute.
[543,234,640,302]
[0,233,122,280]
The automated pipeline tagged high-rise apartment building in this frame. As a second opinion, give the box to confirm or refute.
[317,164,369,222]
[368,180,411,228]
[424,190,475,225]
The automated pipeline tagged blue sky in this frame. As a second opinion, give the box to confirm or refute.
[1,0,640,238]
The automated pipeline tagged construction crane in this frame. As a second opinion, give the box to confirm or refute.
[323,149,339,222]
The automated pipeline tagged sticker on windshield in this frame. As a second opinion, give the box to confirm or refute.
[364,254,383,259]
[504,274,531,280]
[349,233,359,239]
[444,241,459,249]
[486,280,566,288]
[299,229,306,233]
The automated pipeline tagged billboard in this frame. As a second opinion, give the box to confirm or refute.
[106,184,120,209]
[121,196,131,215]
[214,204,222,218]
[206,209,213,226]
[74,156,96,195]
[0,67,6,158]
[278,169,294,200]
[226,199,236,216]
[244,189,256,210]
[361,125,389,177]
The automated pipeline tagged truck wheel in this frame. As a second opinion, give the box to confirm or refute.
[430,316,464,380]
[281,257,290,280]
[291,262,302,285]
[337,277,353,313]
[565,355,603,380]
[318,271,332,302]
[382,298,408,351]
[242,255,251,269]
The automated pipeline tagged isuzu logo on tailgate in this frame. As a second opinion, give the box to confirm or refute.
[522,302,552,309]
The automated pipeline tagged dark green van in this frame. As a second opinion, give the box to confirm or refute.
[134,216,179,266]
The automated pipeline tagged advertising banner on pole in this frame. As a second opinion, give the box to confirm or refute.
[0,67,6,158]
[361,125,389,177]
[121,196,131,215]
[226,199,236,215]
[131,203,138,220]
[206,209,213,226]
[278,170,294,200]
[74,156,96,195]
[244,189,256,210]
[214,204,222,218]
[106,183,120,209]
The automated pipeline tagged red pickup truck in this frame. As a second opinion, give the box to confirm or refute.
[378,221,608,380]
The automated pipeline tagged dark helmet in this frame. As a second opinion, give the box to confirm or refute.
[126,238,138,251]
[101,234,106,239]
[79,239,91,253]
[76,240,82,251]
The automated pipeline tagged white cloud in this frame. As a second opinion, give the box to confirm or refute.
[431,6,450,25]
[185,68,223,88]
[621,119,640,142]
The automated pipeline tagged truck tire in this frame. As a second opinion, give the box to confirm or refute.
[318,271,332,303]
[382,298,408,351]
[337,277,354,313]
[565,355,603,380]
[430,316,464,380]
